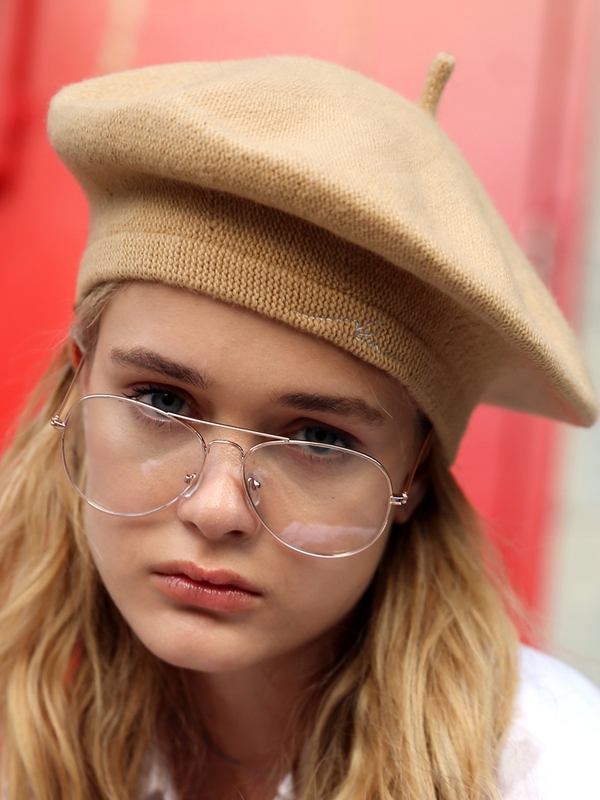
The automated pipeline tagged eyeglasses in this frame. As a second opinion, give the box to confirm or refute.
[51,363,431,558]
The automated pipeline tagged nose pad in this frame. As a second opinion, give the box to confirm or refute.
[246,474,261,508]
[182,471,201,499]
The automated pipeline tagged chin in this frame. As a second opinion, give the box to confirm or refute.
[125,614,268,674]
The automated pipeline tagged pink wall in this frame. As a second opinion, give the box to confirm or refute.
[0,0,596,620]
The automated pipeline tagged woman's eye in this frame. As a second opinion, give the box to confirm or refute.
[130,388,188,416]
[295,426,351,449]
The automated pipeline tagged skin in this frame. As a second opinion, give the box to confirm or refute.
[80,282,426,799]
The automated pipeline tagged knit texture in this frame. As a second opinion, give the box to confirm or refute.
[47,55,597,461]
[419,52,456,115]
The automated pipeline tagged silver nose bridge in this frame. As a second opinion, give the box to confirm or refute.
[204,439,246,458]
[204,438,246,458]
[187,416,285,454]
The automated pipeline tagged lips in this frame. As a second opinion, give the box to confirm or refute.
[153,560,262,612]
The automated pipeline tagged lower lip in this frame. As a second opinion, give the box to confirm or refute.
[154,573,260,612]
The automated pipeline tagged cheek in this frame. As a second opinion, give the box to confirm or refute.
[276,537,388,637]
[82,508,142,604]
[83,507,112,568]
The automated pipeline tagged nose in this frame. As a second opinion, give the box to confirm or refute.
[176,440,262,543]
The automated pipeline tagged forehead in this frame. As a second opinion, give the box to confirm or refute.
[93,282,417,420]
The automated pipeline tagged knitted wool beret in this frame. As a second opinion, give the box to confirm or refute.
[47,54,597,462]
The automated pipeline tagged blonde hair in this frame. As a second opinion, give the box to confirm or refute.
[0,282,518,800]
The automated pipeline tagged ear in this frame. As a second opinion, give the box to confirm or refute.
[69,340,83,370]
[68,340,90,394]
[392,462,429,524]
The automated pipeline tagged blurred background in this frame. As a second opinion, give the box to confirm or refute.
[1,0,598,685]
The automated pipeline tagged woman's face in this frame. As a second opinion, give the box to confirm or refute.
[81,283,423,676]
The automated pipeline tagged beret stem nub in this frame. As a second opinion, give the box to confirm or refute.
[419,52,456,117]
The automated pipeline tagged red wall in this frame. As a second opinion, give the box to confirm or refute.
[0,0,596,620]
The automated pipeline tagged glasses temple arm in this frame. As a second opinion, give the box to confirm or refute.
[50,356,86,427]
[392,426,434,505]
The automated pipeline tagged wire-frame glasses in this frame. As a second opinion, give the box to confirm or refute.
[51,365,431,558]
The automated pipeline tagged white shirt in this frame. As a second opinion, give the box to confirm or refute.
[142,647,600,799]
[498,646,600,799]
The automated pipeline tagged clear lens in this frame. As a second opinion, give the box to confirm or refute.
[244,441,392,556]
[62,396,203,515]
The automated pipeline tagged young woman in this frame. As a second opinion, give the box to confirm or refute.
[1,54,599,800]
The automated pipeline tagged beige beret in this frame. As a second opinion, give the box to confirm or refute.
[47,54,597,461]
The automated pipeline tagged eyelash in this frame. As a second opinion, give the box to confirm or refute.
[289,423,355,451]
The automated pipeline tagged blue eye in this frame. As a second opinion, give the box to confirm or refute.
[128,387,187,416]
[295,426,350,449]
[149,391,185,415]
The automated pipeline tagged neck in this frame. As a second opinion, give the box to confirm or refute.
[192,632,339,773]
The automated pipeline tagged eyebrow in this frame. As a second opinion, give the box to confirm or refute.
[110,347,210,389]
[109,348,384,424]
[274,392,385,426]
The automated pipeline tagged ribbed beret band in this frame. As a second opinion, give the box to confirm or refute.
[47,55,598,462]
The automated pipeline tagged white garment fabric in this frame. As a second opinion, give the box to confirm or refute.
[498,646,600,799]
[141,646,600,799]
